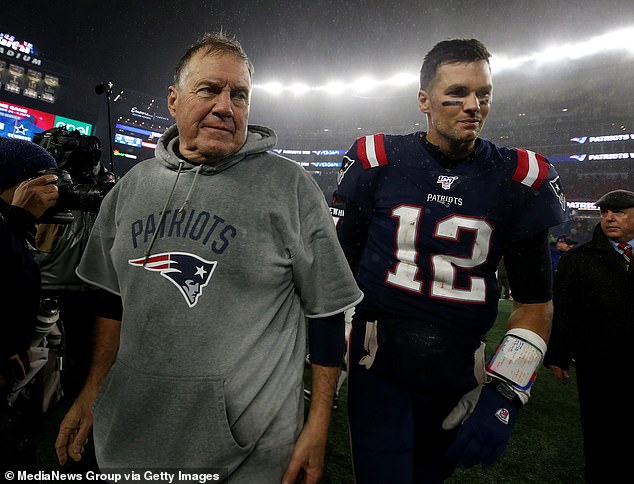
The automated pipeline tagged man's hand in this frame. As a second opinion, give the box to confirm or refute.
[282,420,328,484]
[548,365,570,384]
[0,351,30,389]
[282,364,337,483]
[11,173,59,219]
[442,379,521,468]
[55,393,95,465]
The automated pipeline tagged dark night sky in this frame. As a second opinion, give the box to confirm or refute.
[4,0,634,92]
[2,0,634,144]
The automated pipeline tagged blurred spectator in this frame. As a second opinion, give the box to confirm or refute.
[545,189,634,482]
[549,234,577,274]
[497,258,511,299]
[0,137,58,471]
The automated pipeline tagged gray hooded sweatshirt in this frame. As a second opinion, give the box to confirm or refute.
[77,124,362,474]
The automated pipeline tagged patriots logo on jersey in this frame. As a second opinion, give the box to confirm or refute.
[129,252,217,308]
[437,175,459,190]
[549,176,566,212]
[337,156,356,185]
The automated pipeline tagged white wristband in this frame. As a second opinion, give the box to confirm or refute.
[486,328,547,393]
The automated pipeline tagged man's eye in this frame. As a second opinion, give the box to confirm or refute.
[233,92,249,104]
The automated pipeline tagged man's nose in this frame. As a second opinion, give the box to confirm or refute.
[213,90,233,116]
[462,93,481,112]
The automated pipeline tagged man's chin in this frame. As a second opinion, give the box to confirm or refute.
[182,143,240,163]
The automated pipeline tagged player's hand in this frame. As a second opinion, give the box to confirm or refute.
[442,379,520,468]
[11,173,59,220]
[55,394,94,465]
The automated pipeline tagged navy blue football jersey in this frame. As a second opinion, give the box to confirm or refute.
[336,132,569,336]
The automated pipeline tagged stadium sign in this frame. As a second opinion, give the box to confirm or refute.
[567,201,599,211]
[0,33,42,66]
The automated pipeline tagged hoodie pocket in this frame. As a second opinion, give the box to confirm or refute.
[93,359,253,469]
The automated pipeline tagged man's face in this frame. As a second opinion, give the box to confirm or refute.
[600,207,634,243]
[556,240,573,252]
[418,60,492,155]
[167,51,251,164]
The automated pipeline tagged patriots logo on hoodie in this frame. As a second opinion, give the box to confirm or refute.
[129,252,217,308]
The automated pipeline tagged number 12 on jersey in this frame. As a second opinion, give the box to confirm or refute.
[386,204,492,303]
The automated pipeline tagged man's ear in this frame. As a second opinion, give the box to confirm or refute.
[418,89,431,113]
[167,86,178,118]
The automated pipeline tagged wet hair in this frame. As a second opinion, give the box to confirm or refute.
[419,38,491,90]
[173,31,254,88]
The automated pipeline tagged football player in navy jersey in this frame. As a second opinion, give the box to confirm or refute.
[334,38,569,483]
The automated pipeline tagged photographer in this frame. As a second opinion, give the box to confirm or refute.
[33,127,114,400]
[0,137,58,470]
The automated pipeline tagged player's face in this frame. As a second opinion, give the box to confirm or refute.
[600,207,634,243]
[168,51,251,164]
[418,60,492,157]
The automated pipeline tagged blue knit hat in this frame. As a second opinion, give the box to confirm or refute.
[0,137,58,191]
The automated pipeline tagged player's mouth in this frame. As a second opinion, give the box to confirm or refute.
[459,118,480,128]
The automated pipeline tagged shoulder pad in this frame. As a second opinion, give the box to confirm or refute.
[355,134,389,169]
[512,148,550,189]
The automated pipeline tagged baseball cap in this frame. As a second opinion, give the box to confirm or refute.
[595,189,634,210]
[556,235,578,245]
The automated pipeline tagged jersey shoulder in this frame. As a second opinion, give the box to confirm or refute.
[493,144,555,190]
[343,132,417,169]
[493,144,567,215]
[338,132,418,185]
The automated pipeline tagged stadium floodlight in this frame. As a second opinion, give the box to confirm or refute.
[351,76,379,94]
[257,81,285,96]
[491,25,634,72]
[289,82,311,96]
[320,81,347,96]
[386,72,418,87]
[252,25,634,96]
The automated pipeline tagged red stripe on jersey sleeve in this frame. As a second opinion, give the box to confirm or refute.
[532,152,549,189]
[512,149,529,183]
[373,133,389,166]
[356,134,389,169]
[356,136,371,169]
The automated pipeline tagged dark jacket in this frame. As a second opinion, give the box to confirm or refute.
[549,243,564,275]
[544,223,634,370]
[0,198,41,360]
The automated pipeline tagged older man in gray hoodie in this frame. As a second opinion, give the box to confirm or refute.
[55,32,362,483]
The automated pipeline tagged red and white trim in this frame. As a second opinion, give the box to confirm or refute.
[357,134,389,169]
[512,149,549,189]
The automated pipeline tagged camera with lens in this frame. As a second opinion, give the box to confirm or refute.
[33,127,116,223]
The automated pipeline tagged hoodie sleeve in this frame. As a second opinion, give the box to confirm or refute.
[76,185,121,296]
[290,170,363,318]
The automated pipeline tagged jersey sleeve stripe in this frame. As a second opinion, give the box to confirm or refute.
[513,149,549,189]
[357,134,388,169]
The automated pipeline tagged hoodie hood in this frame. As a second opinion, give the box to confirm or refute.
[156,124,277,175]
[142,123,277,263]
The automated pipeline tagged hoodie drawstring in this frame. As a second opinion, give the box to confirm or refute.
[143,160,185,265]
[179,162,203,213]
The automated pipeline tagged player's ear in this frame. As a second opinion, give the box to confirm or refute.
[418,89,431,113]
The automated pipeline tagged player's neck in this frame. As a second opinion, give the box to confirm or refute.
[421,133,478,169]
